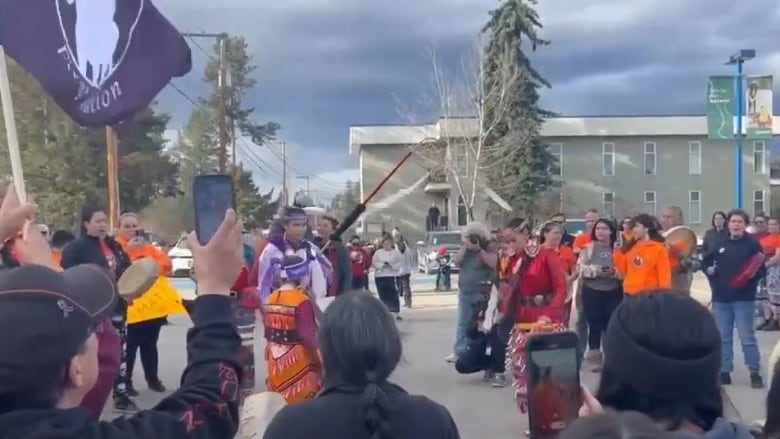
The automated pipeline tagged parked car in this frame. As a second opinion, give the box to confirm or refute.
[416,230,462,275]
[168,235,192,277]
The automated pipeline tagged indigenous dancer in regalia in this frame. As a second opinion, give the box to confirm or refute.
[499,219,568,415]
[263,255,322,403]
[256,207,333,311]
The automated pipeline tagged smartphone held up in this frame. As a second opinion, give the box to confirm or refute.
[525,331,581,439]
[193,174,236,245]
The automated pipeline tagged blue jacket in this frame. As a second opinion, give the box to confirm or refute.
[703,234,765,303]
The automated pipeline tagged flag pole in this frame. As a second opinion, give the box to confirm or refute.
[0,45,26,203]
[106,127,120,231]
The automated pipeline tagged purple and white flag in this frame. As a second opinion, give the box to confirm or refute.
[0,0,191,127]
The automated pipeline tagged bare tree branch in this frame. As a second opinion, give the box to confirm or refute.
[394,37,518,220]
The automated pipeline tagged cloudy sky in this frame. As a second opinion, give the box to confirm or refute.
[155,0,780,199]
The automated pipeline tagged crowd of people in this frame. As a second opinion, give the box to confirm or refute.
[439,203,780,437]
[7,176,780,438]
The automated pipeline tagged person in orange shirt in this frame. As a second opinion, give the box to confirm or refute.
[49,230,75,266]
[539,221,578,326]
[758,217,780,330]
[615,214,672,295]
[116,212,172,395]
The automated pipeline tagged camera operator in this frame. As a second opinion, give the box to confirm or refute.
[446,222,497,363]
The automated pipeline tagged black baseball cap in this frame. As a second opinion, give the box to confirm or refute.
[0,264,117,397]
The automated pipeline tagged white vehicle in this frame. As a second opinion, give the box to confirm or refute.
[168,235,192,277]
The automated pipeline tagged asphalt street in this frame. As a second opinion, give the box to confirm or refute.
[118,273,772,435]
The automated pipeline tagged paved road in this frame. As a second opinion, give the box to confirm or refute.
[169,272,461,301]
[121,272,772,433]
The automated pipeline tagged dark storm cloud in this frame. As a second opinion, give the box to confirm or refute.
[155,0,780,179]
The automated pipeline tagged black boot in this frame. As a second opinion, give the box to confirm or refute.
[113,393,139,413]
[148,380,166,393]
[751,373,765,389]
[125,382,139,397]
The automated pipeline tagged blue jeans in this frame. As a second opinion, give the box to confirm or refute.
[454,293,482,356]
[712,301,761,374]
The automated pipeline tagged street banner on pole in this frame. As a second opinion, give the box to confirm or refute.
[0,0,192,127]
[707,76,735,140]
[745,75,773,139]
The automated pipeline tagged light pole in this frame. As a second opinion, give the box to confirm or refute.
[727,49,756,209]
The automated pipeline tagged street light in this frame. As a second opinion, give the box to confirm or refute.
[726,49,756,209]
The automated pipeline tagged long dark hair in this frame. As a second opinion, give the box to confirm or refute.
[622,214,663,252]
[590,218,618,246]
[79,205,105,236]
[710,211,727,231]
[318,292,402,439]
[537,221,561,245]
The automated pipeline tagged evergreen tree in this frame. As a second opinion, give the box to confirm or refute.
[173,35,280,226]
[482,0,558,217]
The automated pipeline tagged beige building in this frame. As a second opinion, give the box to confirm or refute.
[350,115,779,240]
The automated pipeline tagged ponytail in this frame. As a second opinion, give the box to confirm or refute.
[360,372,392,439]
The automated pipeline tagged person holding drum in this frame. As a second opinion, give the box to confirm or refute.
[61,206,137,413]
[660,206,698,295]
[498,218,567,415]
[116,212,172,395]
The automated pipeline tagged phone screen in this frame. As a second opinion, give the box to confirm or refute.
[527,333,581,439]
[193,174,235,245]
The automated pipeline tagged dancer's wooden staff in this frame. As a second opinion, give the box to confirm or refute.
[322,138,439,252]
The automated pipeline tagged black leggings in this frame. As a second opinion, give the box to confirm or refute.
[375,276,400,313]
[581,284,623,350]
[126,318,165,383]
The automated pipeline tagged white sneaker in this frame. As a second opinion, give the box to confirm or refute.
[445,353,457,363]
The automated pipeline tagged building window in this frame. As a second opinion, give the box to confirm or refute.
[643,142,657,175]
[754,190,766,216]
[547,143,562,176]
[457,195,467,226]
[602,192,615,217]
[688,141,702,175]
[688,191,702,224]
[754,141,767,174]
[602,142,615,176]
[643,191,656,215]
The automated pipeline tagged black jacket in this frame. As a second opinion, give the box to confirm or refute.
[263,380,460,439]
[0,295,241,439]
[701,228,728,259]
[703,234,765,303]
[60,235,131,279]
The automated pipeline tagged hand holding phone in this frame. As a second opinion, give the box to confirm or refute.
[526,331,581,439]
[193,174,236,245]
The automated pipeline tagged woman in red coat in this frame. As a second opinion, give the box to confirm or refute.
[500,219,568,414]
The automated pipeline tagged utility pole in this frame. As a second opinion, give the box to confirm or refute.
[105,127,120,230]
[217,36,227,173]
[296,175,311,194]
[281,141,288,205]
[182,32,229,173]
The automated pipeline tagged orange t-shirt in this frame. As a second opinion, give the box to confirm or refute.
[759,233,780,257]
[573,234,591,254]
[554,245,576,275]
[615,240,672,295]
[116,235,172,275]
